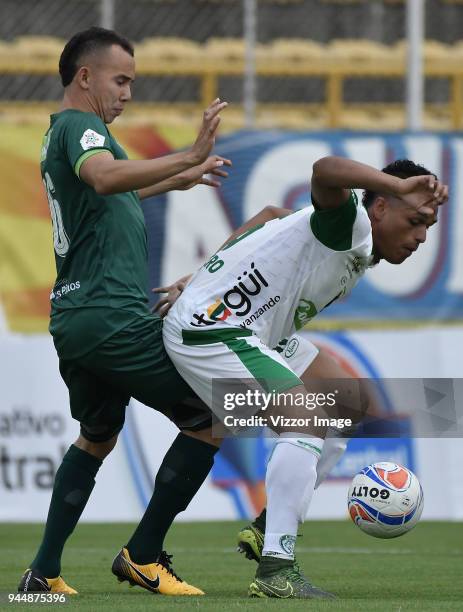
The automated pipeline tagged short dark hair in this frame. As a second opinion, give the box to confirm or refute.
[59,27,134,87]
[362,159,437,209]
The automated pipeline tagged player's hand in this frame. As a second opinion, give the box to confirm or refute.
[188,98,228,165]
[176,155,232,190]
[396,175,449,215]
[151,274,193,317]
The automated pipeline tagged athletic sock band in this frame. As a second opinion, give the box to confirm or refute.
[263,434,323,560]
[126,432,219,564]
[30,445,102,577]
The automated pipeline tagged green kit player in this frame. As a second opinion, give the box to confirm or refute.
[18,27,231,596]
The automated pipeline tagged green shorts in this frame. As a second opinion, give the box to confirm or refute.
[58,314,212,442]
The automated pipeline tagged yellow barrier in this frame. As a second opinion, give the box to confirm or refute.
[1,38,463,129]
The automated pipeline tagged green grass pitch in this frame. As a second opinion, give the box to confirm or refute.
[1,521,462,611]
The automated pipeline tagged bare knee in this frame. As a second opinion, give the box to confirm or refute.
[301,347,353,382]
[73,433,118,460]
[302,348,371,423]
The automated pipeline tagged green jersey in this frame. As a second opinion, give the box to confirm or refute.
[41,109,151,358]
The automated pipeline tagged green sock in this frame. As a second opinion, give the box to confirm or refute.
[253,508,267,532]
[127,433,218,564]
[31,445,102,577]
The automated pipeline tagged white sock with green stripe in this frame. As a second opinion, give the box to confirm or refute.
[262,436,324,560]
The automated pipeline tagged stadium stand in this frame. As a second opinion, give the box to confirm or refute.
[1,0,463,129]
[1,36,462,129]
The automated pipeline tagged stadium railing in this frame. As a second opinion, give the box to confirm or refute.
[1,36,462,129]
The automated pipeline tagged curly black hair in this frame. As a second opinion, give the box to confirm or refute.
[59,27,134,87]
[362,159,437,208]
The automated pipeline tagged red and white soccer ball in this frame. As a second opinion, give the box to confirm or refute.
[347,462,424,539]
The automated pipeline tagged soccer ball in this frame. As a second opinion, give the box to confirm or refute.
[347,462,424,539]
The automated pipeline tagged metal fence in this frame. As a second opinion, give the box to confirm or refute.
[3,0,463,44]
[1,0,463,128]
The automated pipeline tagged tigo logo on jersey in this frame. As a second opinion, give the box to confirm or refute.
[190,262,270,327]
[80,129,105,151]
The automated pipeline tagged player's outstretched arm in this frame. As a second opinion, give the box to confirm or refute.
[80,99,228,195]
[152,205,292,316]
[311,155,447,212]
[152,274,193,317]
[138,155,232,200]
[217,205,292,250]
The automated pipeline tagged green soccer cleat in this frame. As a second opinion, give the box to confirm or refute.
[237,523,264,562]
[248,556,335,599]
[237,521,302,567]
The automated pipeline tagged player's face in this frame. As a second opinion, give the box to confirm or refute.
[371,197,437,264]
[87,45,135,123]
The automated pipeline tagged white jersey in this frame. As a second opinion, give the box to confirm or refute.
[166,193,373,348]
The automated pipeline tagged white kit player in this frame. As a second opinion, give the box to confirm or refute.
[161,155,447,599]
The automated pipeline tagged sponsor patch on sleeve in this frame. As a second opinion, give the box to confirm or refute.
[80,128,106,150]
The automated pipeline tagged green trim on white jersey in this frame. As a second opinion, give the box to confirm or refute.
[310,191,358,251]
[182,327,253,345]
[169,193,373,351]
[222,336,302,393]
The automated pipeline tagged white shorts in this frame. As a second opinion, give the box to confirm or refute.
[163,319,319,411]
[273,335,319,379]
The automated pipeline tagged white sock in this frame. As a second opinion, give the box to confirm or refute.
[263,435,324,560]
[315,432,348,489]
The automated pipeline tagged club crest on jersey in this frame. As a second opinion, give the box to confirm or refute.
[346,255,372,278]
[190,262,269,327]
[80,129,105,151]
